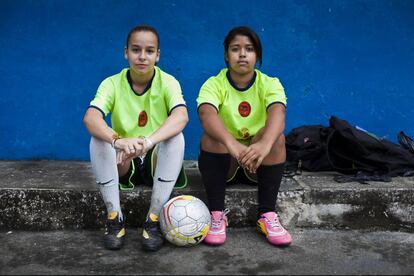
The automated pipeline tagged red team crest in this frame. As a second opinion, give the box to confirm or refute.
[238,101,251,117]
[138,111,148,127]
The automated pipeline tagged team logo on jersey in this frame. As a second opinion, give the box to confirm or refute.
[238,101,251,117]
[239,127,252,139]
[138,111,148,127]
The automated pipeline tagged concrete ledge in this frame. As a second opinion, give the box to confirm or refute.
[0,161,413,231]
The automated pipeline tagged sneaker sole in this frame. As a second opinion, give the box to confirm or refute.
[256,225,292,246]
[104,236,124,250]
[142,240,164,252]
[142,244,163,252]
[203,239,225,246]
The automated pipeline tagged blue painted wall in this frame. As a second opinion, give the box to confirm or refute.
[1,0,413,160]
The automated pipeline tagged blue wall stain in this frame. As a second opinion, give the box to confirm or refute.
[0,0,413,160]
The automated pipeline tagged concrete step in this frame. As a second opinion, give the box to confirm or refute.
[0,161,413,231]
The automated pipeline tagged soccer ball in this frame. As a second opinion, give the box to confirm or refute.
[160,195,211,247]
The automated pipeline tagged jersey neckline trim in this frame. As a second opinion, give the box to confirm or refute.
[226,70,256,92]
[127,69,155,96]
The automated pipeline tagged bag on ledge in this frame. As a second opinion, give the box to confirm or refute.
[286,116,414,180]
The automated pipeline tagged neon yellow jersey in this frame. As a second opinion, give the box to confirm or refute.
[90,67,186,138]
[197,68,287,144]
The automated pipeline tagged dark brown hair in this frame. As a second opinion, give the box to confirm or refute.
[223,26,262,67]
[126,25,160,49]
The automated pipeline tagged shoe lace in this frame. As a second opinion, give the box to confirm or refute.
[144,220,162,237]
[265,214,281,229]
[106,218,123,234]
[211,209,230,229]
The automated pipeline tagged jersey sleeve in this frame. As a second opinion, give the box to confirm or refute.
[197,77,221,111]
[265,77,287,109]
[165,78,186,113]
[89,77,115,117]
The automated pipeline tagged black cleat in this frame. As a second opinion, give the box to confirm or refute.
[104,211,125,250]
[141,213,164,252]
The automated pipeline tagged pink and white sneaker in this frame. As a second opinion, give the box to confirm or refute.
[257,211,292,246]
[203,209,229,245]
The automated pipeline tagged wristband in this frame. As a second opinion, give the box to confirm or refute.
[144,137,154,149]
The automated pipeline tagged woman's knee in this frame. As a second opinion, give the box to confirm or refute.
[90,136,115,157]
[275,134,285,149]
[200,133,228,153]
[262,134,286,165]
[159,133,185,154]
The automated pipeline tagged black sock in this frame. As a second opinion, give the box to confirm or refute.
[198,150,231,211]
[257,163,285,216]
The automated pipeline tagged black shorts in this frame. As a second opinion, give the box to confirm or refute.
[118,145,187,191]
[227,157,258,185]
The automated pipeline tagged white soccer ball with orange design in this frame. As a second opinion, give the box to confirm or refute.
[160,195,211,247]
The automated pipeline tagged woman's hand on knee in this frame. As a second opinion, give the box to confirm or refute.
[227,140,248,162]
[240,141,271,173]
[114,138,143,155]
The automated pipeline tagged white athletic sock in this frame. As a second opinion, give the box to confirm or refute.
[90,137,123,221]
[147,133,185,218]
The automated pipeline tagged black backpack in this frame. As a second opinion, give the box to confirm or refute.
[327,116,414,177]
[285,124,334,172]
[286,116,414,180]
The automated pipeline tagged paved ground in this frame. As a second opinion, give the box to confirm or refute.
[1,227,413,275]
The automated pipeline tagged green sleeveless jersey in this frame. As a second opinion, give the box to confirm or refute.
[90,67,186,138]
[197,68,286,144]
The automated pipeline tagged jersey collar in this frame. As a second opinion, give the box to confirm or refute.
[127,69,156,96]
[226,70,256,92]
